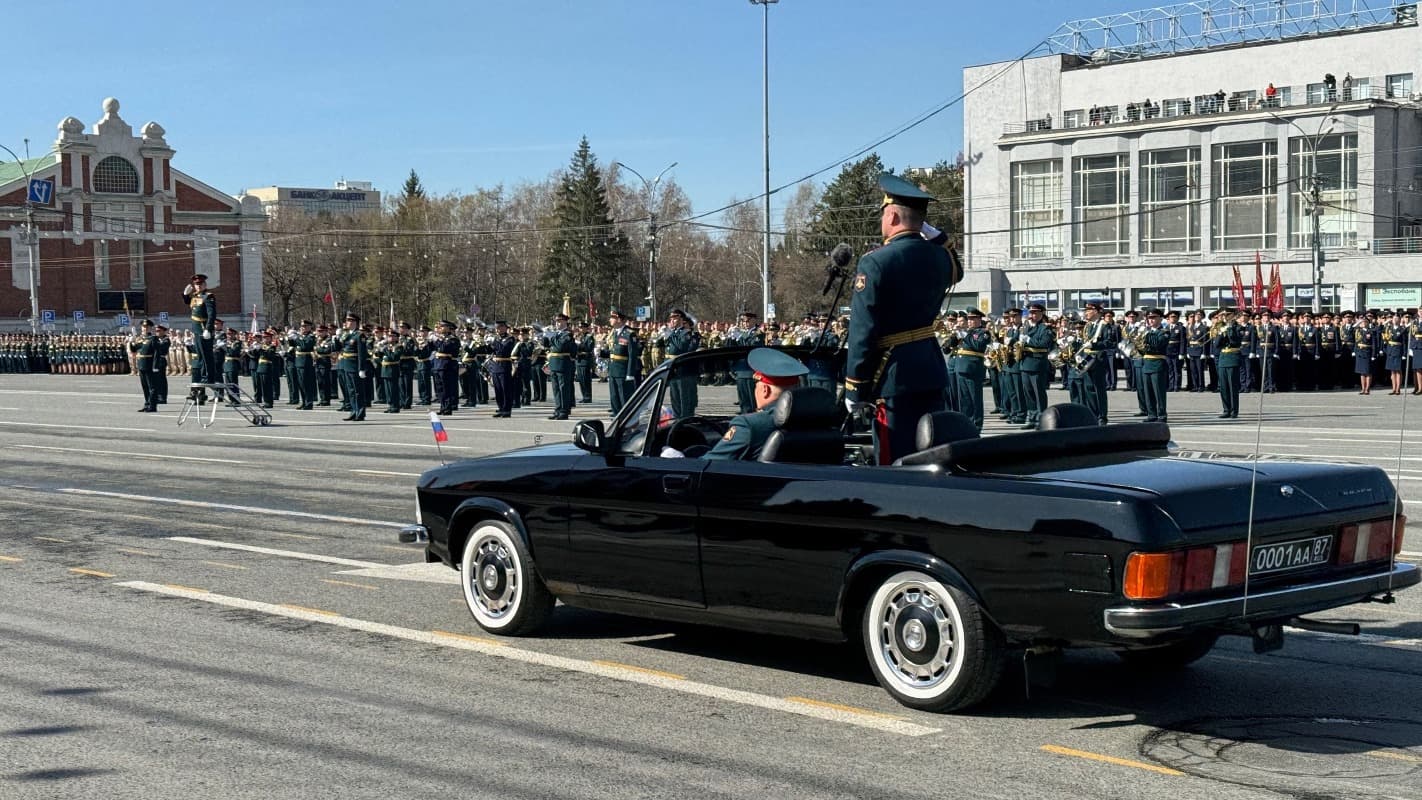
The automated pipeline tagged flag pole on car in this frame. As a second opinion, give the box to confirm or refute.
[429,410,448,465]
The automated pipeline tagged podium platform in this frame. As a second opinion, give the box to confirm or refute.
[176,382,273,429]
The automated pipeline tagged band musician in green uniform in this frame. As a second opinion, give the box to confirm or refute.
[952,309,990,430]
[1141,309,1171,422]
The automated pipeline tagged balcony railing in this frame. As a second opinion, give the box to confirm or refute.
[1370,237,1422,255]
[1003,84,1414,136]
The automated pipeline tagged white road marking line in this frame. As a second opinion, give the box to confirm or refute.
[335,562,460,585]
[349,469,422,477]
[116,581,941,737]
[1289,629,1422,651]
[215,432,473,451]
[0,421,155,433]
[15,444,246,464]
[166,537,388,568]
[55,487,404,528]
[0,389,132,398]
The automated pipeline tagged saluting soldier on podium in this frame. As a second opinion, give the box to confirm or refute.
[183,274,217,397]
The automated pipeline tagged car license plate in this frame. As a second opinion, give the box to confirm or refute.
[1250,535,1333,576]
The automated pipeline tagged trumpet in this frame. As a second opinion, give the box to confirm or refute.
[985,340,1008,370]
[1049,334,1079,368]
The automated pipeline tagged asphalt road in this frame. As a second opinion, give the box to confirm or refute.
[1,374,1419,799]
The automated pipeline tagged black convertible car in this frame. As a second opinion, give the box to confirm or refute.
[401,347,1419,712]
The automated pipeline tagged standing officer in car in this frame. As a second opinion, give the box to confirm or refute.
[843,174,958,463]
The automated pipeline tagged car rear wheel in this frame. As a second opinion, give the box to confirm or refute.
[460,521,554,636]
[862,570,1004,712]
[1116,633,1217,670]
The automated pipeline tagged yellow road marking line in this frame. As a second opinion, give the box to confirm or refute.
[201,560,247,570]
[279,604,339,616]
[320,579,380,591]
[785,696,902,719]
[430,630,507,647]
[69,568,115,578]
[164,584,208,594]
[115,547,158,557]
[34,536,71,543]
[1366,749,1422,763]
[376,544,415,552]
[0,555,23,563]
[593,660,687,681]
[266,532,323,542]
[1040,745,1184,777]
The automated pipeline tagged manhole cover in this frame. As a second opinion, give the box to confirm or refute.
[1142,716,1422,800]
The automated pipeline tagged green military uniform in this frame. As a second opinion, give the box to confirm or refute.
[1140,310,1170,422]
[545,315,577,420]
[293,323,318,409]
[380,332,404,413]
[952,313,990,430]
[704,348,808,461]
[337,315,368,421]
[603,311,639,415]
[1213,310,1242,418]
[1017,304,1056,428]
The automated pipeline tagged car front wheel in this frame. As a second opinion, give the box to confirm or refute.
[460,521,554,636]
[862,570,1004,712]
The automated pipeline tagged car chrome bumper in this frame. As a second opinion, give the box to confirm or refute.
[1104,562,1421,638]
[398,524,429,545]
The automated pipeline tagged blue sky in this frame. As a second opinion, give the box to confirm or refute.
[8,0,1130,218]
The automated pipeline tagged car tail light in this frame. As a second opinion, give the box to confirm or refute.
[1124,542,1248,600]
[1337,516,1406,564]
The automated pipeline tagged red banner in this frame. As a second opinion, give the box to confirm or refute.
[1253,252,1266,312]
[1268,264,1284,313]
[1232,265,1246,309]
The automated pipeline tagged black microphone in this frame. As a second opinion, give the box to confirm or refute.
[821,243,853,295]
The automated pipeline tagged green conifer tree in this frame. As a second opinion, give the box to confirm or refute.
[540,138,632,320]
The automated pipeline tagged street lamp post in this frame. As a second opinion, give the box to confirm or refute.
[750,0,777,322]
[1267,106,1337,315]
[0,141,41,334]
[615,161,677,321]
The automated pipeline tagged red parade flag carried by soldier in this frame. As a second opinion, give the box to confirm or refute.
[1232,265,1246,309]
[1268,263,1284,313]
[1253,252,1266,312]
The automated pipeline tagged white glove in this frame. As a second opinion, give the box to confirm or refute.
[659,446,685,459]
[358,370,367,379]
[845,399,857,414]
[202,330,211,340]
[183,284,195,296]
[920,222,942,241]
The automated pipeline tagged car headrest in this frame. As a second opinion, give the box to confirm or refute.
[915,411,979,451]
[771,386,839,431]
[1038,403,1099,430]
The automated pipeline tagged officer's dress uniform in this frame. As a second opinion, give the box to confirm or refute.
[545,325,577,420]
[1297,322,1319,391]
[186,286,217,385]
[1277,323,1298,392]
[283,335,301,405]
[254,338,279,408]
[1186,320,1208,391]
[314,333,335,405]
[380,337,405,413]
[604,322,639,415]
[488,331,517,417]
[664,324,699,419]
[1018,318,1055,428]
[703,348,809,461]
[134,332,159,412]
[399,331,417,409]
[1354,322,1380,383]
[1318,323,1339,390]
[1141,322,1170,422]
[293,330,317,409]
[1214,319,1243,418]
[1079,318,1110,424]
[844,233,955,458]
[220,333,244,404]
[414,330,434,405]
[1164,319,1184,391]
[1001,323,1024,424]
[1239,322,1258,393]
[1410,323,1422,392]
[575,330,596,404]
[336,325,368,421]
[953,324,990,430]
[727,326,764,414]
[459,333,481,408]
[1385,323,1407,375]
[153,334,170,403]
[433,329,461,415]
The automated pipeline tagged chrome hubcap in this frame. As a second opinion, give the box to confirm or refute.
[878,583,956,689]
[468,535,518,619]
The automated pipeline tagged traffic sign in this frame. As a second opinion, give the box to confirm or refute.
[117,313,131,327]
[72,310,85,322]
[635,305,650,321]
[158,311,169,324]
[27,178,54,205]
[40,309,55,323]
[766,303,777,320]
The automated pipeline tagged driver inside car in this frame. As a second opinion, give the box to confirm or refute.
[662,348,808,460]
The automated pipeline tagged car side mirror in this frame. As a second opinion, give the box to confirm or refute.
[573,419,607,454]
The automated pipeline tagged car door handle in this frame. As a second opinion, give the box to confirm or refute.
[662,474,691,494]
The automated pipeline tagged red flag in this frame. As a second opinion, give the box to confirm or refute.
[1231,265,1246,310]
[1253,252,1265,312]
[322,291,333,304]
[1268,264,1284,313]
[587,298,596,322]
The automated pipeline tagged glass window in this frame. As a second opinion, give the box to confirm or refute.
[1306,83,1328,104]
[1387,73,1413,98]
[1212,141,1278,251]
[95,241,110,288]
[1073,154,1129,256]
[1068,289,1125,309]
[1063,109,1086,129]
[1011,160,1064,259]
[93,156,139,194]
[1133,288,1195,310]
[1140,148,1201,253]
[617,377,665,456]
[1010,290,1060,310]
[1290,134,1357,248]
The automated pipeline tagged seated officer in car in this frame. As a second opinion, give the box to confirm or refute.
[703,348,809,461]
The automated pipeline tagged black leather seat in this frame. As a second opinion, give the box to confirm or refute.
[758,386,843,464]
[915,410,980,450]
[1038,403,1099,430]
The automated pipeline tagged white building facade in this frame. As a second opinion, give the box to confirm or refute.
[245,181,381,216]
[959,1,1422,314]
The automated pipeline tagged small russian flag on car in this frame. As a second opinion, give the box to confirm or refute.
[429,411,449,443]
